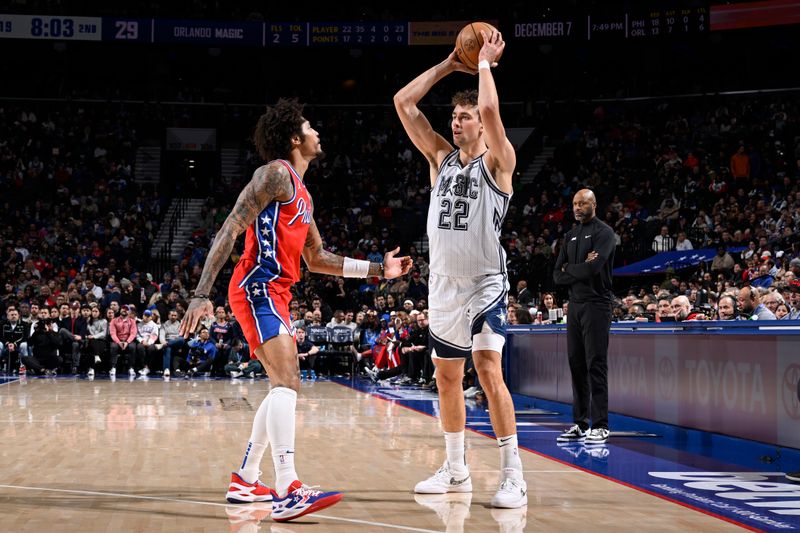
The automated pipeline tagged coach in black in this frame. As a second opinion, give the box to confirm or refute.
[553,189,615,446]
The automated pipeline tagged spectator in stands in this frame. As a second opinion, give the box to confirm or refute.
[405,270,428,301]
[109,304,137,378]
[82,278,103,301]
[209,306,234,377]
[657,196,680,223]
[730,145,750,181]
[671,295,705,321]
[652,226,675,253]
[85,306,108,378]
[367,316,410,384]
[159,309,184,377]
[516,280,533,306]
[58,301,87,374]
[737,286,776,320]
[20,303,34,326]
[311,296,333,323]
[341,311,357,331]
[1,307,28,373]
[711,246,735,276]
[295,326,319,380]
[675,232,693,251]
[226,339,263,378]
[539,292,558,322]
[292,310,313,330]
[326,310,346,328]
[515,308,533,324]
[761,291,784,318]
[788,282,800,319]
[775,302,791,320]
[357,311,381,360]
[135,309,160,377]
[387,275,410,301]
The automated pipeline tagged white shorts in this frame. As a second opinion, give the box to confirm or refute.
[428,272,509,359]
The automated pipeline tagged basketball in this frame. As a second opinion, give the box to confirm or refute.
[455,22,501,71]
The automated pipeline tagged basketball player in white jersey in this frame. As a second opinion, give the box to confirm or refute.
[394,30,526,508]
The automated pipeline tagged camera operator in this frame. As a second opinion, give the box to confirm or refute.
[22,318,62,375]
[179,327,216,378]
[622,303,651,322]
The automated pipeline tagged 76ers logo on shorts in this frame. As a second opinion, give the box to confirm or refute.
[288,197,312,226]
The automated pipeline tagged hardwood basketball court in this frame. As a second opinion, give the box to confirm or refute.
[0,377,742,531]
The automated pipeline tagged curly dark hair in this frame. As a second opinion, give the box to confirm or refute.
[253,98,306,161]
[451,89,478,108]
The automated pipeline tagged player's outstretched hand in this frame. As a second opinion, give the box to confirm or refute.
[447,49,478,75]
[478,29,504,67]
[179,298,213,338]
[383,247,413,279]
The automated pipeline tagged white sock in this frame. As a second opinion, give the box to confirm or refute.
[268,387,298,496]
[237,393,270,484]
[444,431,468,474]
[497,434,523,479]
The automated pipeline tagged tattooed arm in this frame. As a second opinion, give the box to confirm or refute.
[179,163,293,336]
[302,218,413,279]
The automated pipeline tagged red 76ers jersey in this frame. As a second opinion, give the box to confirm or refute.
[235,160,313,289]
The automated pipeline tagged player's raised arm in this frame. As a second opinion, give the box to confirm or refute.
[301,217,413,280]
[476,30,515,194]
[179,162,293,337]
[393,50,471,181]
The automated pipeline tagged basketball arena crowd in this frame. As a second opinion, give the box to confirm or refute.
[1,92,799,398]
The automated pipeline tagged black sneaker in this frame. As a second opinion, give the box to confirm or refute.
[556,425,587,442]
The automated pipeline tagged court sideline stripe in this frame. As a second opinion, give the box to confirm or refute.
[0,483,443,533]
[332,380,759,532]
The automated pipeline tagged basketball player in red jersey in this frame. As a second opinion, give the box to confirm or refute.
[180,98,412,522]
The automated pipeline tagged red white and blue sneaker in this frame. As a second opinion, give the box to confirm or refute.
[226,472,273,504]
[270,480,343,522]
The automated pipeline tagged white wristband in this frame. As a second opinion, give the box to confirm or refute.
[478,60,491,71]
[343,257,370,278]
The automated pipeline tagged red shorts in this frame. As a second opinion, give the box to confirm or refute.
[229,265,294,359]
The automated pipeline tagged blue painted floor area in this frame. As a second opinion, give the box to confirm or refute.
[337,377,800,531]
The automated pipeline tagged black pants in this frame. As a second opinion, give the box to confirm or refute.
[567,300,612,430]
[299,354,317,371]
[179,358,213,374]
[87,339,109,370]
[109,342,136,370]
[58,329,82,371]
[136,344,160,370]
[376,348,408,381]
[212,346,230,376]
[22,354,62,374]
